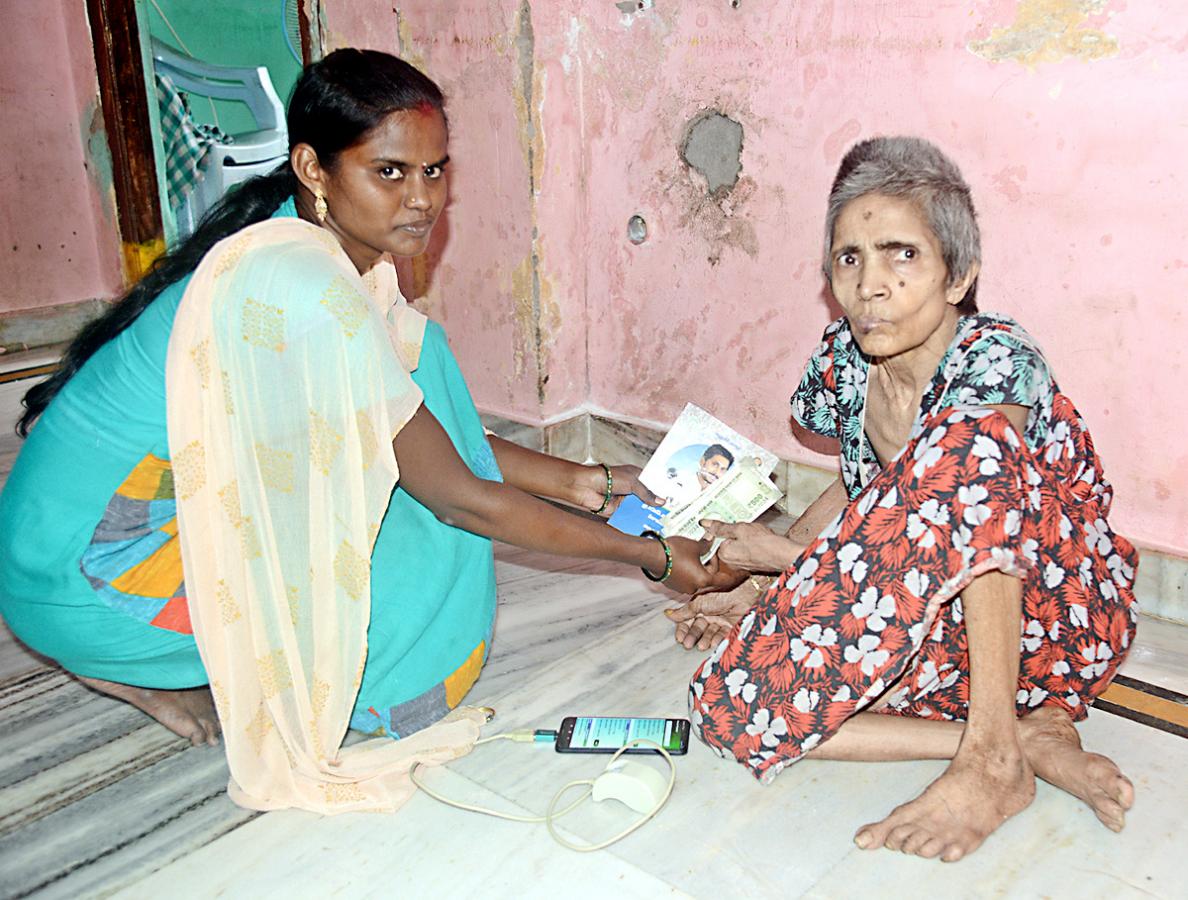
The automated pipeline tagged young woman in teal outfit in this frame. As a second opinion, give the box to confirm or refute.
[0,50,732,799]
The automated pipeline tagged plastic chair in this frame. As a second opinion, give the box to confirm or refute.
[151,38,289,237]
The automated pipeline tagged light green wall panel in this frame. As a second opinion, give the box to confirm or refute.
[146,0,302,134]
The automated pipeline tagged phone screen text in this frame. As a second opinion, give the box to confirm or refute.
[568,717,683,752]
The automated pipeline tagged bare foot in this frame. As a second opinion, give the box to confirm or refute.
[79,676,221,747]
[854,747,1035,862]
[665,582,756,650]
[1019,705,1133,832]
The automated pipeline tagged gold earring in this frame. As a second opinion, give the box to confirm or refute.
[314,191,328,224]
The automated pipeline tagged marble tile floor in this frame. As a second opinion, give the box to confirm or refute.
[1,544,1186,899]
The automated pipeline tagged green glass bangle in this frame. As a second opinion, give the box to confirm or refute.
[640,529,673,583]
[592,462,613,514]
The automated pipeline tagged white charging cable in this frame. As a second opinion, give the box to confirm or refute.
[409,734,676,852]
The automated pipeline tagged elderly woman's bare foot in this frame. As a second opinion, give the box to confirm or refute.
[78,676,221,746]
[854,748,1035,862]
[1019,706,1133,831]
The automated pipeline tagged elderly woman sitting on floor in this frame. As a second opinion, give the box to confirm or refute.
[668,136,1138,862]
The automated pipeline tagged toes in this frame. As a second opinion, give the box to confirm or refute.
[885,823,918,853]
[940,843,966,863]
[900,827,934,856]
[1095,799,1126,832]
[1101,813,1124,833]
[1092,768,1133,830]
[853,827,877,850]
[917,835,947,859]
[202,718,221,746]
[939,829,985,863]
[1116,774,1135,810]
[854,820,892,850]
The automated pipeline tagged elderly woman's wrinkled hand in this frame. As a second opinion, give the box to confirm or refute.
[700,520,801,574]
[665,581,758,650]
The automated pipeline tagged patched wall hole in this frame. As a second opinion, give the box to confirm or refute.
[679,110,743,196]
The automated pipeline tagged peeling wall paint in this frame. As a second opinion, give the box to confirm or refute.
[510,0,550,404]
[969,0,1120,66]
[83,98,116,214]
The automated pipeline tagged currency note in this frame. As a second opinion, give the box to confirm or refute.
[662,458,783,542]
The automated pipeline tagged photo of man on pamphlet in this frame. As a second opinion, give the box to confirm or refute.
[607,404,783,558]
[659,443,736,507]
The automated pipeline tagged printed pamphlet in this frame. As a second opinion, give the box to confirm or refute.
[607,403,783,557]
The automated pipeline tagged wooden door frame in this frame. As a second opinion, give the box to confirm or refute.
[86,0,163,281]
[86,0,321,281]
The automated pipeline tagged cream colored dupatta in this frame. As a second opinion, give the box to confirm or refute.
[166,218,484,813]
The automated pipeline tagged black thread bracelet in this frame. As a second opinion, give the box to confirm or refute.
[640,530,673,583]
[592,463,613,514]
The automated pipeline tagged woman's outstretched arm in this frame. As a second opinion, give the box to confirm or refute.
[393,406,734,595]
[487,435,662,514]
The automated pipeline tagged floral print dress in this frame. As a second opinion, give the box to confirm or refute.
[689,313,1139,783]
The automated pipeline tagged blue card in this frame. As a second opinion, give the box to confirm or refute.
[606,495,670,536]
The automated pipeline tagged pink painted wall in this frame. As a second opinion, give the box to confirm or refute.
[326,0,590,418]
[0,0,123,316]
[328,0,1187,556]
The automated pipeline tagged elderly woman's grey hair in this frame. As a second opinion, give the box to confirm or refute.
[823,136,981,312]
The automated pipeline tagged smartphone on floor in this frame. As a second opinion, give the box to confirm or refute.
[554,715,690,755]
